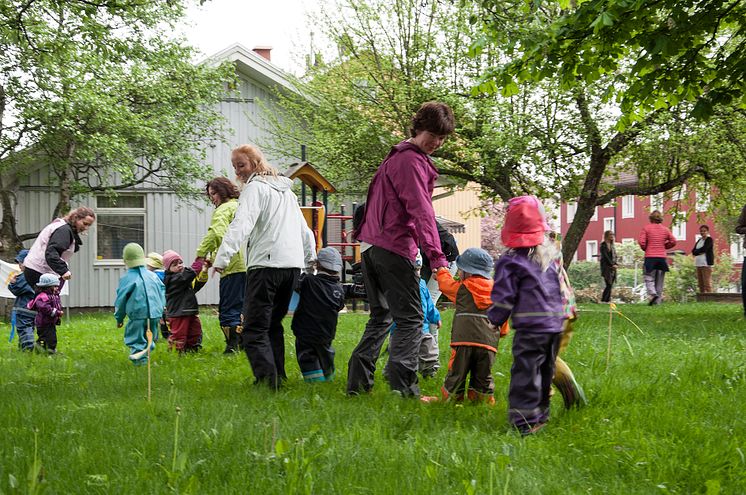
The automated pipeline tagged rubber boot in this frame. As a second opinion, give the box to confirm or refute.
[222,326,241,354]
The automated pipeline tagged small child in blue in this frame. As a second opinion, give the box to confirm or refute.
[114,243,166,365]
[27,274,63,354]
[8,249,35,351]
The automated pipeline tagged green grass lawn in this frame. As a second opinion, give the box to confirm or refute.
[1,303,744,494]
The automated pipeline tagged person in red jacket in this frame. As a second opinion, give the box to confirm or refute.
[346,101,455,398]
[638,210,677,305]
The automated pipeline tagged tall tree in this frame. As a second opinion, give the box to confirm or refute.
[0,0,232,258]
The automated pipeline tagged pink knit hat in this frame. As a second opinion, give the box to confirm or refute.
[162,250,182,270]
[501,195,550,248]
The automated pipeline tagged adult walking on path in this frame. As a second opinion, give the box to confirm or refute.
[213,144,316,389]
[736,205,746,317]
[196,177,246,354]
[691,225,714,294]
[346,101,454,398]
[23,207,96,287]
[599,230,618,303]
[638,210,677,305]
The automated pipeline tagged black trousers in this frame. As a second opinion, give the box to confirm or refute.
[37,324,58,351]
[601,280,614,302]
[241,267,299,389]
[508,331,561,428]
[295,338,335,382]
[346,246,422,397]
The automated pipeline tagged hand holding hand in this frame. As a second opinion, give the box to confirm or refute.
[62,271,72,280]
[117,322,123,328]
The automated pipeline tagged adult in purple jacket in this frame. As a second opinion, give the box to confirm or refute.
[346,101,454,397]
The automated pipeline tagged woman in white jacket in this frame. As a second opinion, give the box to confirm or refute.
[214,144,316,389]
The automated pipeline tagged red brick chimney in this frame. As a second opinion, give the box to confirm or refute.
[252,46,272,62]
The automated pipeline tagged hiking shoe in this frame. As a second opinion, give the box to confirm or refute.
[518,422,547,436]
[419,395,439,403]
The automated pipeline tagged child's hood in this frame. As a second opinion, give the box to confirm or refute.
[463,275,494,310]
[250,174,293,192]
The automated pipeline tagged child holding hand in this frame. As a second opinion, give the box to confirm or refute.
[114,243,166,365]
[487,196,564,435]
[27,273,63,354]
[8,249,36,351]
[163,250,207,353]
[426,247,504,404]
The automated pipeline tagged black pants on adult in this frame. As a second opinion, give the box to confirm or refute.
[508,331,561,428]
[346,246,423,397]
[601,279,614,302]
[241,267,299,389]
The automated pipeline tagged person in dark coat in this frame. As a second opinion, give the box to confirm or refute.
[691,224,715,294]
[291,247,347,382]
[737,205,746,317]
[599,230,618,303]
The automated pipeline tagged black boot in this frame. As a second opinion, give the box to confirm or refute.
[222,326,241,354]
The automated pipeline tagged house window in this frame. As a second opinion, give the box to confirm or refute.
[696,191,710,212]
[586,240,598,261]
[622,238,634,244]
[671,218,687,241]
[95,195,146,262]
[650,193,664,211]
[622,195,635,218]
[603,217,615,234]
[567,202,577,222]
[673,185,686,204]
[590,207,598,221]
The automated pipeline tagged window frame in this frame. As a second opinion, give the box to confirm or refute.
[586,240,599,262]
[603,217,615,234]
[621,195,635,218]
[93,195,147,266]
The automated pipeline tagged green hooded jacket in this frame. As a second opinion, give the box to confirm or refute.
[196,199,246,277]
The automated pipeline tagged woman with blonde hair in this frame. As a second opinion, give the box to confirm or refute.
[214,144,316,389]
[638,210,677,305]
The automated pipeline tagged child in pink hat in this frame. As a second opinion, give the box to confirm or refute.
[487,195,564,435]
[162,250,208,353]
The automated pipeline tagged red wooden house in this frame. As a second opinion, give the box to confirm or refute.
[560,185,742,267]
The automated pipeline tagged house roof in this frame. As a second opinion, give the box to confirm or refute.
[436,216,465,234]
[204,43,298,94]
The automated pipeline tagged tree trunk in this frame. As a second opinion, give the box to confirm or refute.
[0,174,23,261]
[52,144,75,219]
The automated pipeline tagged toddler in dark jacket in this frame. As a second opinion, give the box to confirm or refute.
[8,249,35,351]
[291,247,346,382]
[27,273,63,354]
[163,250,207,352]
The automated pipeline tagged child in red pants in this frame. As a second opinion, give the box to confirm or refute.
[162,250,207,352]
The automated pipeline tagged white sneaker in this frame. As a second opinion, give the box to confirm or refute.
[128,347,149,361]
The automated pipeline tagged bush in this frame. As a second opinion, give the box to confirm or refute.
[567,261,602,290]
[665,254,697,303]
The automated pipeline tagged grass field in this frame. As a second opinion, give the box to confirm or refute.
[1,302,744,494]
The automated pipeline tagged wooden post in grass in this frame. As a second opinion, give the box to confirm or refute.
[146,321,153,402]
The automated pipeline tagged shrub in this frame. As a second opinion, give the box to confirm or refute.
[665,253,697,302]
[567,261,602,290]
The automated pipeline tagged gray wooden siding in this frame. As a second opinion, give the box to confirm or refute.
[13,70,294,308]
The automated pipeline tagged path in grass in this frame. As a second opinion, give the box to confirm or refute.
[1,303,744,494]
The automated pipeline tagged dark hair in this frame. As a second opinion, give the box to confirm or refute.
[649,210,663,224]
[65,206,95,224]
[410,101,455,138]
[206,177,240,203]
[699,224,709,231]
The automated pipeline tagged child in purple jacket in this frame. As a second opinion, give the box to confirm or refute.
[27,273,64,354]
[488,196,564,436]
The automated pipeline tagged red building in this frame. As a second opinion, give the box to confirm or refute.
[560,186,742,265]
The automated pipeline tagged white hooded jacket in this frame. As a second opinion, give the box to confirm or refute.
[214,174,316,270]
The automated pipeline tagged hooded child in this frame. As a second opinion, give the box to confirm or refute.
[27,273,63,353]
[163,249,207,352]
[114,243,166,365]
[8,249,36,350]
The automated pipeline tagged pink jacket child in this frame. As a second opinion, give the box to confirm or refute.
[27,273,64,353]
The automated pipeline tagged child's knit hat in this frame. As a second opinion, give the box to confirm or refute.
[455,248,493,279]
[122,243,146,269]
[37,273,60,288]
[146,252,164,270]
[316,247,343,275]
[15,249,29,264]
[162,250,182,270]
[501,195,550,248]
